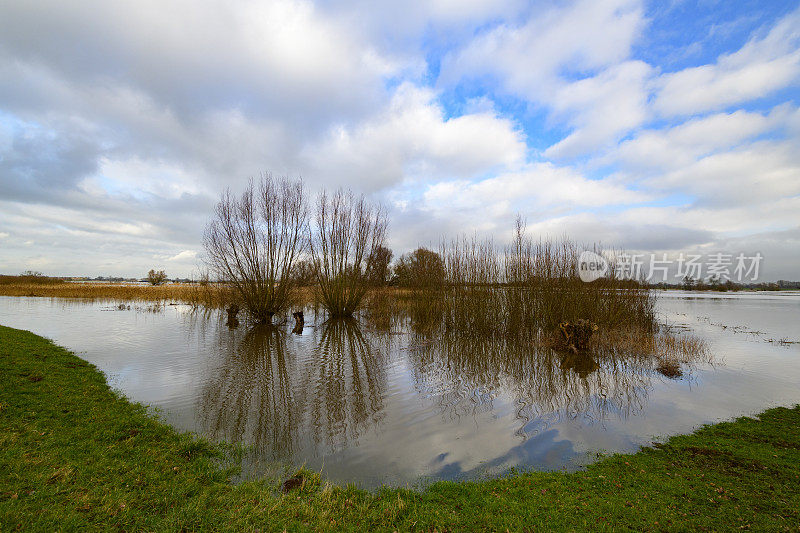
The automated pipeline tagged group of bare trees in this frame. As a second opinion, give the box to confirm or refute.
[204,175,387,323]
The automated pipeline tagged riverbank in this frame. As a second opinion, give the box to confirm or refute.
[1,325,798,531]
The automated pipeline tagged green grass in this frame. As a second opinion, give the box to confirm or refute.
[1,324,798,531]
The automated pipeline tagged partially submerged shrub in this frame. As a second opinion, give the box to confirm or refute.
[204,175,308,324]
[656,359,683,379]
[556,319,598,353]
[310,189,387,318]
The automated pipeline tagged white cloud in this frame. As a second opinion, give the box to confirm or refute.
[424,164,645,211]
[544,61,653,158]
[439,0,644,97]
[94,159,199,199]
[609,198,800,238]
[654,8,800,117]
[304,83,526,190]
[167,250,198,262]
[439,0,647,156]
[609,106,795,171]
[652,138,800,208]
[395,162,649,238]
[0,0,394,122]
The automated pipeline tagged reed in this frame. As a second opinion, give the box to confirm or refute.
[591,324,709,362]
[0,279,238,307]
[403,219,656,340]
[0,274,64,286]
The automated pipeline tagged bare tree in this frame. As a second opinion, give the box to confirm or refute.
[203,175,308,323]
[310,189,387,317]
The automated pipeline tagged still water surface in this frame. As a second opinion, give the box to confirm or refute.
[1,291,798,488]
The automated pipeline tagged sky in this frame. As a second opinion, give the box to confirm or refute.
[0,0,798,280]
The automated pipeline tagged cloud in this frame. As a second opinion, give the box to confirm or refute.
[543,60,653,158]
[167,250,198,262]
[382,162,650,244]
[439,0,644,95]
[0,115,103,203]
[422,163,646,213]
[0,1,798,279]
[654,139,800,208]
[0,0,393,124]
[609,106,795,171]
[524,212,716,252]
[711,226,800,281]
[325,0,526,52]
[303,83,525,190]
[439,0,648,156]
[654,7,800,116]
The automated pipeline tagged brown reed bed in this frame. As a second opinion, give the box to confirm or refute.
[0,274,65,286]
[592,325,708,359]
[590,324,710,379]
[358,220,692,365]
[0,278,233,307]
[0,277,323,314]
[390,221,657,341]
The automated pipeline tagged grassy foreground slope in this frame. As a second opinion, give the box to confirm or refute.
[1,325,798,531]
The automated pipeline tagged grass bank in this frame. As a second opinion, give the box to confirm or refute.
[1,325,798,531]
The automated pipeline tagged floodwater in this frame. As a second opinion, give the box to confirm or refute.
[1,291,798,488]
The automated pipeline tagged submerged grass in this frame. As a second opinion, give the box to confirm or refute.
[2,324,799,531]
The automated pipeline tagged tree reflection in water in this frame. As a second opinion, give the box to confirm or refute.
[302,318,387,450]
[407,330,659,438]
[199,318,387,462]
[200,325,296,458]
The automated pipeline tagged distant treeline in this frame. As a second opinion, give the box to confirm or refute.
[650,277,799,291]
